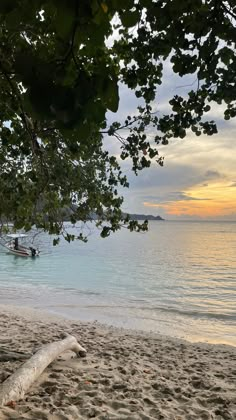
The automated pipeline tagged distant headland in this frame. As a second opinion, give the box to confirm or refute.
[124,213,164,221]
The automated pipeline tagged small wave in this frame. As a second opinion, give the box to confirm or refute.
[144,306,236,321]
[44,301,236,322]
[53,287,101,296]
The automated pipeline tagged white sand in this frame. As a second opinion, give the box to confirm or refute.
[0,304,235,420]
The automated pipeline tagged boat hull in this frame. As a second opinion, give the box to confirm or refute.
[6,244,39,257]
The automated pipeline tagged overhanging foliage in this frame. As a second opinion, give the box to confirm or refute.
[0,0,235,241]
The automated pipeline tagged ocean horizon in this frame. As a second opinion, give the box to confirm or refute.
[0,220,235,346]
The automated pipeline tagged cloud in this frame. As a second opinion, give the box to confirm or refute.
[102,58,236,221]
[126,161,206,191]
[205,170,222,178]
[142,191,212,203]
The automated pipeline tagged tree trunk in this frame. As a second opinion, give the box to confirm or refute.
[0,334,86,406]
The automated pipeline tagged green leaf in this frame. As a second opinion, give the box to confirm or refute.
[120,10,140,28]
[103,77,119,112]
[0,0,17,14]
[53,238,60,246]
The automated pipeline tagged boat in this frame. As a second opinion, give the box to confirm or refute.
[3,234,40,257]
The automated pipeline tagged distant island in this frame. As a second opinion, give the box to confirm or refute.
[61,207,165,222]
[123,213,164,221]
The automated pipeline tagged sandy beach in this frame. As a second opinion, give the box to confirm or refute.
[0,305,235,420]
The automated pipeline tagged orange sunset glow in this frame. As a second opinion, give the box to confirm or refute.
[143,182,236,218]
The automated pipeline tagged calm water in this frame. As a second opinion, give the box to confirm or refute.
[0,221,236,346]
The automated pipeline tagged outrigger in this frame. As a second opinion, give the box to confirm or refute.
[4,234,40,257]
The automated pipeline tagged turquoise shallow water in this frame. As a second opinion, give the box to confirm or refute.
[0,221,236,346]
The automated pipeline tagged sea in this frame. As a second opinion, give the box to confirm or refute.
[0,221,235,346]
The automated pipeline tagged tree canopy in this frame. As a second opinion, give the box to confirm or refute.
[0,0,235,241]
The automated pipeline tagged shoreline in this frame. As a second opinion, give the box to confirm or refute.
[1,301,235,348]
[0,304,236,419]
[1,302,236,349]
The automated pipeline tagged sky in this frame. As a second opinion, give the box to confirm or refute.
[106,63,236,221]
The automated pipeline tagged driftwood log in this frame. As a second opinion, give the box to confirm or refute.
[0,334,86,406]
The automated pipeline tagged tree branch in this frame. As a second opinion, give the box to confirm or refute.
[222,2,236,20]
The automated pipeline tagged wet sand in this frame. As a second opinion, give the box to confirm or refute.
[0,305,235,419]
